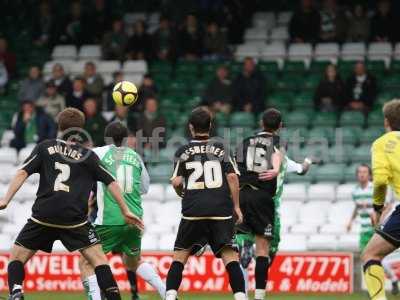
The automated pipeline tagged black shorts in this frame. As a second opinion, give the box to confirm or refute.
[174,218,236,257]
[15,219,100,253]
[376,205,400,247]
[237,186,275,239]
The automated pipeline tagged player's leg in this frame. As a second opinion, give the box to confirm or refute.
[79,255,103,300]
[235,233,255,294]
[165,249,190,300]
[381,255,399,295]
[220,247,247,300]
[8,245,36,299]
[254,235,271,300]
[123,254,166,299]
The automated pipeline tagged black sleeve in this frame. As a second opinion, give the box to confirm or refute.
[172,148,185,178]
[21,144,42,175]
[87,152,115,185]
[223,149,240,175]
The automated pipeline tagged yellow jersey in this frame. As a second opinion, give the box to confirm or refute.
[371,131,400,206]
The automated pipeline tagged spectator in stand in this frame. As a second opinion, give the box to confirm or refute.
[136,97,166,148]
[314,64,346,112]
[232,57,266,112]
[110,105,137,133]
[66,76,89,111]
[138,74,158,107]
[179,14,203,60]
[0,38,16,78]
[345,61,377,112]
[202,65,232,113]
[127,20,152,60]
[10,100,56,152]
[51,63,72,97]
[105,71,124,111]
[83,61,104,99]
[89,0,111,43]
[319,0,347,43]
[203,21,228,59]
[36,80,66,120]
[289,0,321,43]
[101,18,128,60]
[32,1,54,47]
[59,1,90,46]
[370,0,396,42]
[83,98,107,146]
[152,16,176,60]
[0,61,8,93]
[18,66,45,103]
[347,3,370,42]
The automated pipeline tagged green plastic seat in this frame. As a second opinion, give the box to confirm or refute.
[258,61,280,74]
[309,61,330,74]
[281,127,308,146]
[336,127,362,145]
[215,112,229,127]
[366,60,386,73]
[390,60,400,72]
[301,144,329,164]
[285,111,310,127]
[344,163,360,182]
[267,95,292,111]
[339,111,365,127]
[275,77,299,91]
[287,171,313,183]
[230,112,255,127]
[351,145,371,163]
[367,111,383,127]
[313,163,345,183]
[302,75,320,90]
[149,61,173,75]
[360,127,384,144]
[328,144,355,164]
[312,112,338,127]
[157,147,176,163]
[282,61,307,73]
[148,164,172,183]
[338,60,355,78]
[175,61,199,74]
[307,127,334,145]
[382,76,400,89]
[292,92,314,109]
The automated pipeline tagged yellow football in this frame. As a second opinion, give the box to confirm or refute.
[112,81,138,106]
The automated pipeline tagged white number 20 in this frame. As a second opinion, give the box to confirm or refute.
[186,161,223,190]
[54,162,70,192]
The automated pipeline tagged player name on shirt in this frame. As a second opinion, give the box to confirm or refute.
[179,144,225,160]
[248,136,273,147]
[47,144,83,161]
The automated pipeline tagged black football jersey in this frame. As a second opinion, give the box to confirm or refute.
[236,131,280,194]
[21,139,115,226]
[172,139,239,218]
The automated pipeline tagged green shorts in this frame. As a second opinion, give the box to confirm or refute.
[95,225,142,257]
[359,230,374,252]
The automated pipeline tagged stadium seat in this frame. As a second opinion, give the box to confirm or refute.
[307,234,338,250]
[279,234,307,251]
[336,183,356,201]
[269,27,289,42]
[393,43,400,60]
[288,43,313,62]
[344,164,359,182]
[341,42,366,61]
[336,127,361,145]
[313,164,345,183]
[320,224,346,234]
[368,42,392,61]
[122,60,148,74]
[0,148,17,164]
[339,111,365,127]
[290,223,318,234]
[327,201,355,225]
[159,233,177,250]
[97,61,121,75]
[309,61,331,73]
[281,184,307,202]
[314,43,340,62]
[42,60,73,77]
[230,112,255,127]
[123,12,146,25]
[337,234,359,251]
[244,28,268,43]
[141,234,159,250]
[328,144,355,164]
[165,185,180,201]
[351,145,371,163]
[282,61,307,73]
[51,45,77,60]
[142,184,165,202]
[260,42,286,62]
[252,16,275,30]
[78,45,101,60]
[359,127,384,144]
[69,60,90,76]
[0,164,17,184]
[299,201,329,226]
[312,112,337,127]
[276,11,293,25]
[0,233,13,250]
[124,74,144,85]
[307,127,334,145]
[308,183,336,201]
[285,111,310,128]
[367,110,383,127]
[280,201,302,226]
[253,12,276,26]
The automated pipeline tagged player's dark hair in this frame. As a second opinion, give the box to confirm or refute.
[357,163,372,176]
[189,107,212,134]
[383,99,400,130]
[105,121,128,147]
[57,108,85,131]
[262,108,282,132]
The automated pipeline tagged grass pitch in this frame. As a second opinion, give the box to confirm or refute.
[0,292,396,299]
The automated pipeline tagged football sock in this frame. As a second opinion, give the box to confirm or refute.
[166,261,184,299]
[240,265,249,295]
[364,260,387,300]
[86,275,102,300]
[165,290,178,300]
[94,265,121,300]
[126,270,139,298]
[255,256,269,299]
[137,262,166,298]
[233,292,247,300]
[226,261,246,294]
[8,260,25,295]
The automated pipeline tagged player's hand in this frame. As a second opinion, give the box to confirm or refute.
[234,206,243,225]
[0,199,8,210]
[123,211,144,231]
[258,169,279,181]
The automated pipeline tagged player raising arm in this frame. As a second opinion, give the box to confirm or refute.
[166,107,246,300]
[362,100,400,300]
[0,108,142,300]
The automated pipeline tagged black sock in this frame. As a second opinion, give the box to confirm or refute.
[166,261,184,291]
[255,256,270,290]
[363,259,382,272]
[8,260,25,294]
[225,261,245,294]
[95,265,121,300]
[127,270,139,297]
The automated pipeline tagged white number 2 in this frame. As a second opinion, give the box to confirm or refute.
[54,162,70,192]
[246,146,268,173]
[186,161,223,190]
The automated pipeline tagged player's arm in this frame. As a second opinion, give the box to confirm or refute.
[139,156,150,195]
[371,140,390,221]
[286,156,312,175]
[0,144,42,210]
[346,204,358,232]
[224,154,243,224]
[170,153,185,197]
[259,147,283,181]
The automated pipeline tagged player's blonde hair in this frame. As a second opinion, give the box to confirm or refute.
[57,108,85,131]
[383,99,400,131]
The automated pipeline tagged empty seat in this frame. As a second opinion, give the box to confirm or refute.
[0,148,17,164]
[280,200,302,226]
[0,233,13,250]
[43,60,73,76]
[308,234,337,250]
[124,74,143,85]
[123,60,148,74]
[165,185,181,201]
[244,28,268,42]
[235,44,261,60]
[339,111,365,127]
[277,11,293,25]
[230,112,255,127]
[269,27,289,42]
[393,43,400,60]
[341,42,366,60]
[142,184,165,202]
[336,184,356,201]
[78,45,101,60]
[337,234,358,251]
[368,42,392,61]
[314,164,345,183]
[288,43,312,61]
[290,223,318,234]
[141,234,159,250]
[0,164,17,183]
[320,224,346,234]
[328,201,355,225]
[308,183,336,201]
[299,201,329,225]
[52,45,77,60]
[70,61,90,76]
[282,184,307,202]
[360,127,384,144]
[352,145,371,163]
[158,233,176,250]
[314,43,340,62]
[260,42,286,61]
[97,61,121,75]
[279,234,307,251]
